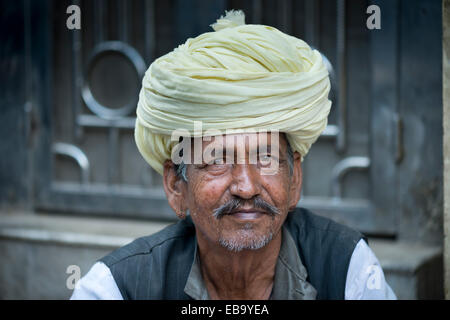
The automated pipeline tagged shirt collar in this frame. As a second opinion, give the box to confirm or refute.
[184,226,317,300]
[183,243,210,300]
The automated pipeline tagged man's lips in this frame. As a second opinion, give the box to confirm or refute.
[228,209,266,220]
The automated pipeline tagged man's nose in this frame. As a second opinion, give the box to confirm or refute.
[229,164,261,200]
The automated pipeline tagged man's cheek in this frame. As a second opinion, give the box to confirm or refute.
[191,190,219,216]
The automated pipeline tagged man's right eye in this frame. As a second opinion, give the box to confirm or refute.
[205,155,230,165]
[203,157,232,172]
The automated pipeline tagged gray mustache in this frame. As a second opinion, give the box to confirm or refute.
[213,197,280,219]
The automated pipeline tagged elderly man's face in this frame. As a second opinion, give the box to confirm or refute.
[163,132,302,252]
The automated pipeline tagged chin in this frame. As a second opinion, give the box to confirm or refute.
[218,229,274,252]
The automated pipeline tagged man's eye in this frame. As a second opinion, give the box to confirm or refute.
[259,154,272,162]
[205,158,231,173]
[213,158,224,164]
[258,154,280,168]
[206,157,224,165]
[204,157,230,169]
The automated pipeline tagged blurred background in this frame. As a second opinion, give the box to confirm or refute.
[0,0,447,299]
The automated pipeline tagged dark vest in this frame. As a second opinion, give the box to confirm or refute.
[100,207,365,300]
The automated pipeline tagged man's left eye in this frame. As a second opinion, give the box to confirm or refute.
[258,154,280,168]
[212,158,225,165]
[259,154,272,161]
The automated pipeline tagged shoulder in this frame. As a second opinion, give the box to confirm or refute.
[284,207,366,299]
[285,207,365,245]
[101,217,196,267]
[97,217,197,299]
[345,239,397,299]
[70,262,123,300]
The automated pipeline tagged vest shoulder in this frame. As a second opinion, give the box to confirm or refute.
[285,207,365,300]
[285,207,364,244]
[100,217,195,267]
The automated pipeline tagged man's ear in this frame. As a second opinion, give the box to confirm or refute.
[288,152,302,212]
[162,160,187,219]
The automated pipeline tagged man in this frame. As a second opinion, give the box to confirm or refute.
[71,11,396,300]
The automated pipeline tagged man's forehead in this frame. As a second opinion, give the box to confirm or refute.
[195,132,287,148]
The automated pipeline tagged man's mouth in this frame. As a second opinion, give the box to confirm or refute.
[228,209,266,220]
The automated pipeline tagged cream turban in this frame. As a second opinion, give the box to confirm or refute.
[135,10,331,175]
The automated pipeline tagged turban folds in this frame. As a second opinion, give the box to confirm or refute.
[135,10,331,175]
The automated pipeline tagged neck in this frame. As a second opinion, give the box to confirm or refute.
[196,230,282,300]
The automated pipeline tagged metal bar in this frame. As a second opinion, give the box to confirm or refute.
[299,196,372,213]
[279,0,292,34]
[369,0,400,234]
[144,0,155,63]
[37,182,176,221]
[23,0,33,210]
[304,0,318,47]
[51,182,166,197]
[52,142,90,184]
[71,0,82,140]
[331,156,370,199]
[94,0,106,43]
[118,0,128,42]
[24,0,32,145]
[108,127,120,185]
[77,114,135,129]
[297,196,393,235]
[336,0,347,153]
[252,0,262,24]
